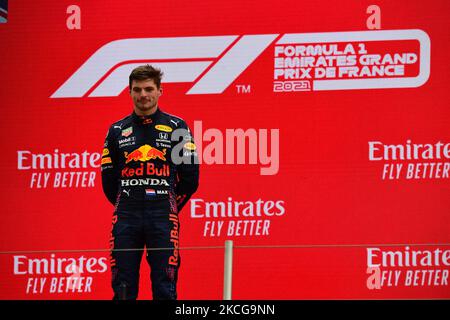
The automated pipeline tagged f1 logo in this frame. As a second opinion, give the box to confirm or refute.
[51,35,278,98]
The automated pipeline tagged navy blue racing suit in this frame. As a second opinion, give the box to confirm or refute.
[101,108,199,300]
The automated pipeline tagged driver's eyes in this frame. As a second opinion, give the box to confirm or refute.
[133,87,154,92]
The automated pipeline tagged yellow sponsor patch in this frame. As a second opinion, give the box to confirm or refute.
[101,157,112,165]
[184,142,196,150]
[155,125,173,132]
[102,148,110,157]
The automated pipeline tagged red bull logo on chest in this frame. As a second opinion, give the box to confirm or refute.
[124,144,167,163]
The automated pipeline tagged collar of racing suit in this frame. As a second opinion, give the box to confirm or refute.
[131,107,161,125]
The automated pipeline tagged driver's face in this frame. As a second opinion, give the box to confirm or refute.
[130,79,162,115]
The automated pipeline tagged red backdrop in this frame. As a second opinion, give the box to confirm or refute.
[0,0,449,299]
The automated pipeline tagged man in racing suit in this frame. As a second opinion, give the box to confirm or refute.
[101,65,199,300]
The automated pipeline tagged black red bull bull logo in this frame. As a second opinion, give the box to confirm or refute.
[124,144,167,163]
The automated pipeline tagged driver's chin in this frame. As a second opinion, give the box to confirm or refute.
[136,101,154,112]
